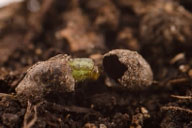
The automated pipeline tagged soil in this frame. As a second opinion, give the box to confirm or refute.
[1,0,192,128]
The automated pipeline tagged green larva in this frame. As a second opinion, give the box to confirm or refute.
[69,58,100,82]
[15,54,100,101]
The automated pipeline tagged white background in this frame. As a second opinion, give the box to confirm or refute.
[0,0,23,8]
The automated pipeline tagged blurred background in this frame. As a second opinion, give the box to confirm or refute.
[0,0,23,7]
[0,0,191,79]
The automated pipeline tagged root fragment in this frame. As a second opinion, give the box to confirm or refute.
[23,101,38,128]
[161,106,192,114]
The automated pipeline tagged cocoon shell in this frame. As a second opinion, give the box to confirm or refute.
[15,54,75,100]
[103,49,153,88]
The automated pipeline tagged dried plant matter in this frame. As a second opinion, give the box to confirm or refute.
[103,49,153,88]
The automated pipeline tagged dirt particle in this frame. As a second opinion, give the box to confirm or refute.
[188,69,192,79]
[2,113,19,127]
[99,124,107,128]
[84,123,97,128]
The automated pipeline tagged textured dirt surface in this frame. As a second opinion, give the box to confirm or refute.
[1,0,192,128]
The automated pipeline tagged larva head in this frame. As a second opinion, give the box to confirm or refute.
[69,58,100,82]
